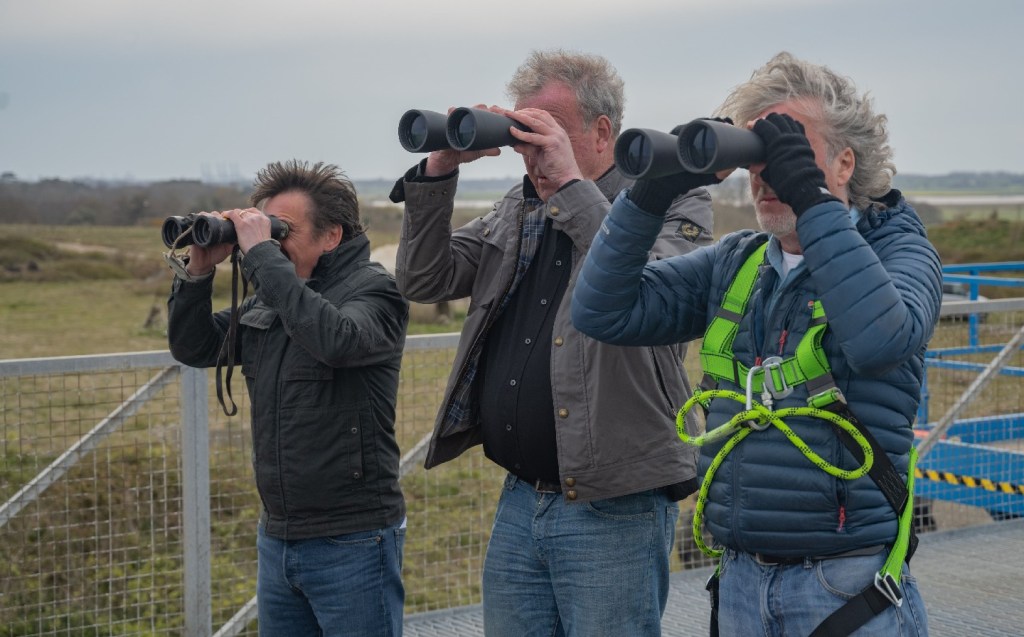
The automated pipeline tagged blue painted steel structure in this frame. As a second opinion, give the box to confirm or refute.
[916,262,1024,516]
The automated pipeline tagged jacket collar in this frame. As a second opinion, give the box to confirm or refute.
[310,232,370,284]
[520,164,627,203]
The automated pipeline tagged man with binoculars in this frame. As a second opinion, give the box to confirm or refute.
[390,50,713,636]
[166,160,409,636]
[573,52,938,636]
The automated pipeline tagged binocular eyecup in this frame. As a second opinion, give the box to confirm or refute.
[398,107,530,153]
[398,109,450,153]
[614,119,766,180]
[161,214,198,248]
[162,214,290,249]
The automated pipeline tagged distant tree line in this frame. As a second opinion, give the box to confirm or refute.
[0,171,1018,226]
[893,171,1024,193]
[0,177,251,225]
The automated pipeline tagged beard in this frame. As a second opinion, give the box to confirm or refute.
[755,207,797,238]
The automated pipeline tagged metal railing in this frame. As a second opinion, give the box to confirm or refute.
[2,301,1023,636]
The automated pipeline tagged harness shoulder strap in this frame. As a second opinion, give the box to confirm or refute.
[700,243,767,388]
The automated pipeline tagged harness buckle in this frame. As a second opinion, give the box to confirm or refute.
[874,571,904,608]
[808,387,847,410]
[760,356,793,402]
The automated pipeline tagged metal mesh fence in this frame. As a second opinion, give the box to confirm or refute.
[0,360,187,635]
[1,301,1022,635]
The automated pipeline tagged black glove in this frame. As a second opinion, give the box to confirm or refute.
[752,113,838,216]
[627,117,732,216]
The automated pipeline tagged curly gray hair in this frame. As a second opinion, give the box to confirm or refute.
[716,52,894,210]
[506,49,625,137]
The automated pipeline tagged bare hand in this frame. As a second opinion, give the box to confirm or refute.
[504,107,583,189]
[224,208,272,254]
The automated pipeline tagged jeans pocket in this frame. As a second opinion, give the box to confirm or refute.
[815,553,886,599]
[586,491,658,521]
[323,530,382,547]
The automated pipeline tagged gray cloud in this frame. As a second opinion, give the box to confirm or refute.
[1,0,1021,181]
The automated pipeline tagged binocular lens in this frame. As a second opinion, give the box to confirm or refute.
[161,216,194,248]
[686,128,716,172]
[407,114,428,149]
[454,113,475,149]
[624,135,652,176]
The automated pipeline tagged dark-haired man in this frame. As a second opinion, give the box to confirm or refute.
[167,160,409,636]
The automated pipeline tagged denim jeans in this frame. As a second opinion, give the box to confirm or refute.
[717,548,929,636]
[256,521,406,637]
[482,474,679,637]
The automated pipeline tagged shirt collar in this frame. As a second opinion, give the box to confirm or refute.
[766,205,861,281]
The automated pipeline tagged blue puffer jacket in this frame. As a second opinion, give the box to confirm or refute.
[572,189,942,557]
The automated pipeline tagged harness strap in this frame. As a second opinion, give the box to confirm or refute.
[809,448,920,636]
[706,570,721,637]
[809,584,896,637]
[827,402,911,521]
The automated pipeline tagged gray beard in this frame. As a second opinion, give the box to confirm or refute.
[756,209,797,238]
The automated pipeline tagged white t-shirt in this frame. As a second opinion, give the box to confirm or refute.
[780,250,804,280]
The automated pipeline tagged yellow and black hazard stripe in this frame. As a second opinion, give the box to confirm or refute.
[915,468,1024,495]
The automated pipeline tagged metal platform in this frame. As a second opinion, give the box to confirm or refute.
[405,519,1024,636]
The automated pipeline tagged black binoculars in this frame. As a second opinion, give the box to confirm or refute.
[614,119,766,179]
[161,213,290,248]
[398,107,531,153]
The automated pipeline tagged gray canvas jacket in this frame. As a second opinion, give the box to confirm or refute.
[167,234,408,539]
[395,166,713,503]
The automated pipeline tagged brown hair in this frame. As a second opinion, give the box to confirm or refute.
[250,160,364,241]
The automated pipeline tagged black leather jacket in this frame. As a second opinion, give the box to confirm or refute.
[168,233,408,539]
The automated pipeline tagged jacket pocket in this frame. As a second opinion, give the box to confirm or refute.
[280,405,367,515]
[239,307,277,378]
[649,345,685,416]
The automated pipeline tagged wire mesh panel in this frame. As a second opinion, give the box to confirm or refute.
[916,305,1024,530]
[0,359,187,635]
[1,300,1022,635]
[395,340,505,614]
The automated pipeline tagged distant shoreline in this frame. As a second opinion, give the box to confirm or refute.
[906,194,1024,205]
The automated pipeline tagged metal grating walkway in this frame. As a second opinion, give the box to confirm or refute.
[405,518,1024,636]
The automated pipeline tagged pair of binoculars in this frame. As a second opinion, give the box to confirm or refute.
[614,119,766,179]
[398,107,531,153]
[161,213,290,248]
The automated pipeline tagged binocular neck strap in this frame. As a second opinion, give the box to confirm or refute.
[215,246,248,417]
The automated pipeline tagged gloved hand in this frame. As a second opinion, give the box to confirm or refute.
[752,113,839,216]
[627,117,732,216]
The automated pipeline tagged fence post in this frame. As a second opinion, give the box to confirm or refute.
[181,365,212,636]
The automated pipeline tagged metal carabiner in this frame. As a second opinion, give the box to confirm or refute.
[745,364,762,410]
[744,364,770,431]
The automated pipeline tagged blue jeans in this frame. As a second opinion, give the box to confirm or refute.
[482,474,679,637]
[717,548,929,636]
[256,521,406,637]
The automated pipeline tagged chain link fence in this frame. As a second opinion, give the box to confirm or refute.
[1,301,1022,635]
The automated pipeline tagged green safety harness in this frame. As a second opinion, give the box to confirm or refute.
[677,242,919,637]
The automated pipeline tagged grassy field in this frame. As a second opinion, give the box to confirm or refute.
[2,200,1022,358]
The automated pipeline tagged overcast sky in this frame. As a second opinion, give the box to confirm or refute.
[2,0,1022,183]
